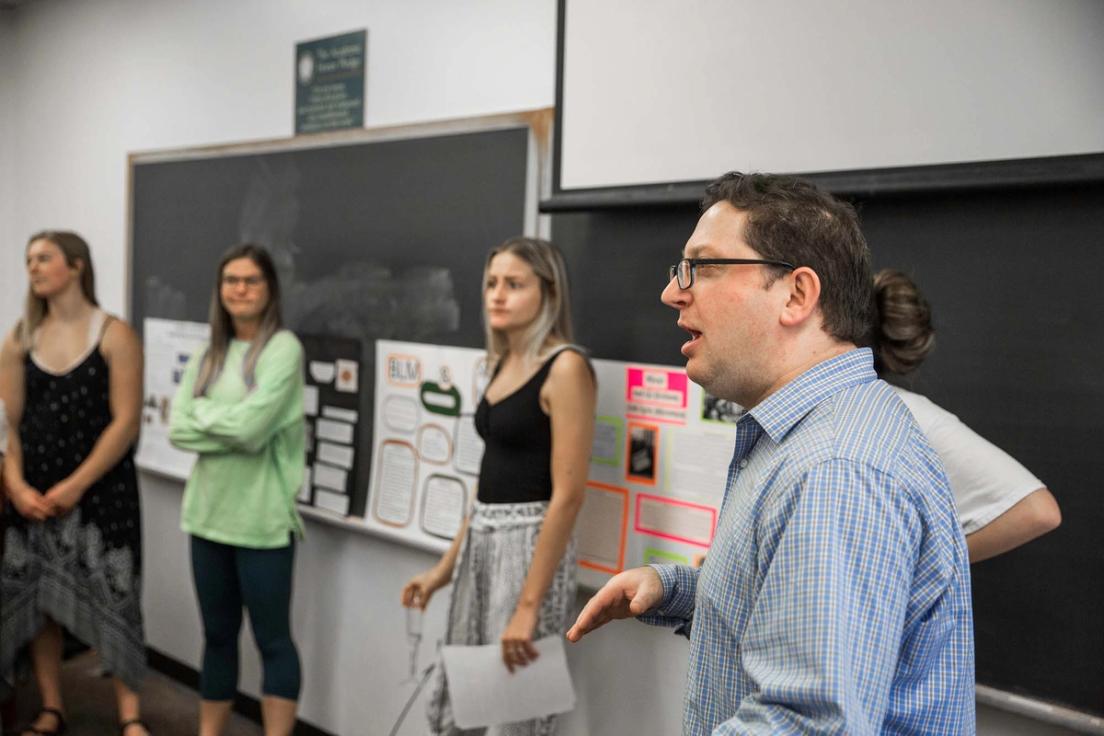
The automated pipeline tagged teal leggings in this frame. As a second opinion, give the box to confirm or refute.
[190,535,301,701]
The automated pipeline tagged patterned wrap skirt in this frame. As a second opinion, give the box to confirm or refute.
[427,500,577,736]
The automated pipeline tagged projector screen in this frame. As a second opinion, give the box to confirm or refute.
[555,0,1104,200]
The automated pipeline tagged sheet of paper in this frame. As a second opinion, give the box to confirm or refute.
[303,385,319,416]
[383,395,419,433]
[453,414,484,475]
[374,441,417,526]
[315,418,354,444]
[309,361,335,384]
[317,441,355,470]
[420,475,466,538]
[576,484,628,572]
[314,488,350,515]
[440,636,575,729]
[321,405,358,423]
[313,462,348,492]
[417,424,452,464]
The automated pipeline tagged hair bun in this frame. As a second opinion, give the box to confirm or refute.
[872,269,935,376]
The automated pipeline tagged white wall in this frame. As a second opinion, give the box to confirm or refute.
[1,13,18,324]
[1,2,1082,734]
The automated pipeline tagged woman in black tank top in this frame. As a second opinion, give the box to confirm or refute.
[401,237,596,735]
[0,231,149,736]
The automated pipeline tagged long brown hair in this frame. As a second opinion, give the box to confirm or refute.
[194,244,283,396]
[19,231,98,349]
[872,268,935,376]
[482,237,574,365]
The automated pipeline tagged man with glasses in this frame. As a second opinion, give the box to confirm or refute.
[567,172,974,734]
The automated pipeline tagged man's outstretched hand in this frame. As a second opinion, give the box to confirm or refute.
[566,566,664,642]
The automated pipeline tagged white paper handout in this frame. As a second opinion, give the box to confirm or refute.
[440,636,575,729]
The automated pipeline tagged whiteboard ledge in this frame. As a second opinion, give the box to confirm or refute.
[976,684,1104,734]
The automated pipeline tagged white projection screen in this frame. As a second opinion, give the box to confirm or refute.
[554,0,1104,202]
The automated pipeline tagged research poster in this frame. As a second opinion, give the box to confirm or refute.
[368,341,741,581]
[366,341,489,550]
[298,334,364,517]
[135,318,211,479]
[576,360,738,589]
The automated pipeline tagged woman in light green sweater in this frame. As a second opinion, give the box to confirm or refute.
[169,244,304,736]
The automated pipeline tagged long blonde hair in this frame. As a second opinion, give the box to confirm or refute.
[194,244,283,396]
[19,231,99,349]
[482,237,574,365]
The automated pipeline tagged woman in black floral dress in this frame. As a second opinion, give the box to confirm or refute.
[0,231,148,736]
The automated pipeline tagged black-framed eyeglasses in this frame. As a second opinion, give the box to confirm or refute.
[667,258,796,289]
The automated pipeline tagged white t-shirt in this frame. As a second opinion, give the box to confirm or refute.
[893,386,1044,534]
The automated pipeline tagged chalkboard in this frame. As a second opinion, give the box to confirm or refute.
[130,111,549,517]
[551,182,1104,717]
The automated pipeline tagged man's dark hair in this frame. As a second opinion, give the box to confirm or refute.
[702,172,873,345]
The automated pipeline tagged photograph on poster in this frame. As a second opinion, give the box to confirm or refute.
[702,392,745,424]
[625,422,659,485]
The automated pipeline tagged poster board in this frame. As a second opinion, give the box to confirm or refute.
[367,340,739,583]
[365,341,488,550]
[135,318,210,479]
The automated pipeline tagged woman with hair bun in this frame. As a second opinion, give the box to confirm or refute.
[873,268,1061,562]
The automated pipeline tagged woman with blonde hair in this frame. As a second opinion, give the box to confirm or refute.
[873,268,1061,562]
[402,236,596,735]
[0,231,148,735]
[169,243,304,736]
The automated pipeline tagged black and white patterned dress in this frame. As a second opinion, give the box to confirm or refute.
[1,312,146,692]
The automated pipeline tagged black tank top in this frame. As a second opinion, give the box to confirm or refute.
[474,347,586,504]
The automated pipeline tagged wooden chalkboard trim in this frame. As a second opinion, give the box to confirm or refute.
[541,152,1104,212]
[128,109,552,165]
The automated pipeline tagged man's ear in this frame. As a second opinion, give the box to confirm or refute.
[779,266,821,328]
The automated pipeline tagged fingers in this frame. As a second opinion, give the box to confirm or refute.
[566,567,664,642]
[400,582,427,609]
[500,638,539,672]
[566,589,618,642]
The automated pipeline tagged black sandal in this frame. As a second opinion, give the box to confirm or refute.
[119,719,149,736]
[20,708,66,736]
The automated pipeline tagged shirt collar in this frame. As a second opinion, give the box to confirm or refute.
[744,348,877,445]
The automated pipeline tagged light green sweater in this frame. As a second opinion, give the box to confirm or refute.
[170,330,305,548]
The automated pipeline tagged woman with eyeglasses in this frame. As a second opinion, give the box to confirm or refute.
[169,244,305,736]
[401,237,596,735]
[873,269,1061,562]
[0,231,148,736]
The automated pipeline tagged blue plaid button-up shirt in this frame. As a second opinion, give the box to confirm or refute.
[644,349,974,735]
